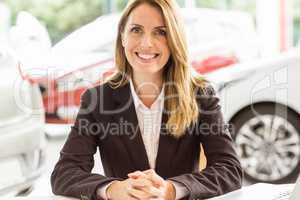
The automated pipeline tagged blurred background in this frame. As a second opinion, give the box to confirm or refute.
[1,0,300,198]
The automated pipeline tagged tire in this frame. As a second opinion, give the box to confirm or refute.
[230,103,300,183]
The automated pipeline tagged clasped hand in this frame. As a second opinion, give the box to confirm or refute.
[106,169,176,200]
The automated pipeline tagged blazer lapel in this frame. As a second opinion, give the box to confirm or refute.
[112,83,150,171]
[155,105,181,178]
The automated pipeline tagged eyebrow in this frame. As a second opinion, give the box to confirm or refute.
[129,23,166,29]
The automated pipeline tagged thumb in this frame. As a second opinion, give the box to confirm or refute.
[143,169,164,187]
[128,170,147,179]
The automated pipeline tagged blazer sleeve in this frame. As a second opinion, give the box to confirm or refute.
[168,84,243,200]
[50,89,122,200]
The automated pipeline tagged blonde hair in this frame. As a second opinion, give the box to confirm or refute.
[108,0,205,138]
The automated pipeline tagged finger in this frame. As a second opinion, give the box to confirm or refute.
[149,198,164,200]
[142,169,155,174]
[129,177,153,188]
[143,170,163,186]
[128,170,147,179]
[127,187,156,199]
[128,193,139,200]
[141,185,163,197]
[143,169,165,187]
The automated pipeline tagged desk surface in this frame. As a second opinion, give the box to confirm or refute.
[210,183,294,200]
[1,183,295,200]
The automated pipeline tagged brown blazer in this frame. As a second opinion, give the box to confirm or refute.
[51,81,243,200]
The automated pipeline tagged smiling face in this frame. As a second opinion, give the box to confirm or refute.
[121,3,171,80]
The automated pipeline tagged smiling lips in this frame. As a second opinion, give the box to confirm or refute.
[136,52,159,62]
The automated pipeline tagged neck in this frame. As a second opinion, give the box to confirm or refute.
[132,73,163,107]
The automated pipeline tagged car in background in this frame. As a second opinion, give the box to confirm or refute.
[52,8,258,73]
[0,46,46,196]
[207,49,300,184]
[20,8,259,124]
[182,8,259,73]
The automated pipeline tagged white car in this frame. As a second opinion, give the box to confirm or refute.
[52,7,259,66]
[208,49,300,183]
[0,46,46,196]
[32,8,259,124]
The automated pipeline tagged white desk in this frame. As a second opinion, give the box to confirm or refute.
[0,184,295,200]
[209,183,294,200]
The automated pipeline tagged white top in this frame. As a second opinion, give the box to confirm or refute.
[129,78,164,169]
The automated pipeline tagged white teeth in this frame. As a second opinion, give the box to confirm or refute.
[137,53,157,59]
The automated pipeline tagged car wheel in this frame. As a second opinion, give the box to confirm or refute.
[230,103,300,183]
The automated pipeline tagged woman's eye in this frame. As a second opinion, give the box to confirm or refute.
[130,27,141,34]
[156,29,167,36]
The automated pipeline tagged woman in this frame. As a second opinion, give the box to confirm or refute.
[51,0,243,200]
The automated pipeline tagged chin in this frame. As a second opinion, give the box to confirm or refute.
[134,65,162,73]
[137,69,159,74]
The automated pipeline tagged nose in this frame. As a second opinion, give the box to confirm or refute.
[140,33,154,48]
